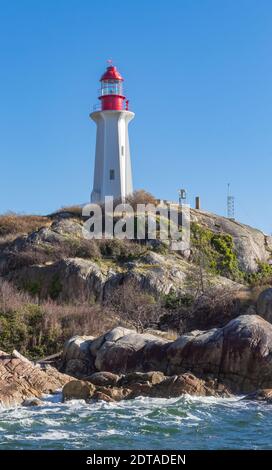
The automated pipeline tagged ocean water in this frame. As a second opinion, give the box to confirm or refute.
[0,394,271,450]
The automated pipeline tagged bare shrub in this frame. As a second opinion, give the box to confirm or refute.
[0,279,116,358]
[0,234,18,251]
[105,279,163,332]
[105,190,157,213]
[126,190,157,210]
[53,205,83,217]
[160,285,245,333]
[62,238,101,260]
[0,279,32,313]
[98,238,146,261]
[2,249,51,273]
[39,300,115,354]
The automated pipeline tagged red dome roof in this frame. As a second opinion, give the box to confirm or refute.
[100,66,124,82]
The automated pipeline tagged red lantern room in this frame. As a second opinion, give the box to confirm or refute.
[99,64,126,111]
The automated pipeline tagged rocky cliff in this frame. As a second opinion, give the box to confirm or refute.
[2,207,271,304]
[190,208,272,273]
[0,208,272,374]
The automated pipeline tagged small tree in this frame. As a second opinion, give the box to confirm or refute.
[126,190,157,211]
[161,284,242,334]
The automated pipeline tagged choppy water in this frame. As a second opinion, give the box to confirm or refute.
[0,394,271,450]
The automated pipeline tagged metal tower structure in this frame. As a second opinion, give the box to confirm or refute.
[227,183,235,220]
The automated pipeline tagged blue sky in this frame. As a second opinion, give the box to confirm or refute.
[0,0,271,233]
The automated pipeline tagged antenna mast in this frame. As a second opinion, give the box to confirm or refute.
[227,183,235,220]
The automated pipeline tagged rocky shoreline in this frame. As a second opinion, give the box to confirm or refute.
[1,209,272,408]
[61,313,272,394]
[0,349,70,408]
[62,371,231,403]
[2,310,272,408]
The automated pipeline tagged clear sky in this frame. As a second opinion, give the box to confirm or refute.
[0,0,271,233]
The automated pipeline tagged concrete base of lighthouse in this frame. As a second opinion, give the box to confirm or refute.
[90,110,134,203]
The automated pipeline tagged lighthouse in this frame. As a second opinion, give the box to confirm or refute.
[90,63,134,203]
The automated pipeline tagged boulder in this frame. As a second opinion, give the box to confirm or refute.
[243,389,272,404]
[95,386,131,401]
[62,315,272,394]
[119,371,165,387]
[190,208,272,273]
[89,327,133,357]
[60,328,170,378]
[50,217,83,238]
[10,257,107,302]
[167,315,272,392]
[62,380,96,402]
[94,329,169,374]
[86,371,120,387]
[152,373,207,398]
[22,398,43,407]
[61,335,95,378]
[92,391,115,403]
[0,350,71,408]
[149,373,228,398]
[257,288,272,323]
[60,371,231,402]
[93,374,230,401]
[126,382,153,399]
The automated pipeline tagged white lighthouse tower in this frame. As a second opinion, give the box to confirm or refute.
[90,63,134,203]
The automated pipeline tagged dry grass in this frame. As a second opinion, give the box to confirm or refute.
[0,213,50,237]
[145,328,178,341]
[249,285,271,303]
[0,237,103,275]
[53,205,83,216]
[164,329,179,341]
[0,233,18,250]
[0,278,31,312]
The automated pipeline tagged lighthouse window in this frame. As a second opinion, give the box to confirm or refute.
[109,169,115,180]
[101,80,122,96]
[121,145,124,155]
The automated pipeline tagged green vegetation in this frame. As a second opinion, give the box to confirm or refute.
[246,262,272,286]
[163,291,194,310]
[191,223,242,281]
[23,280,42,297]
[0,302,56,358]
[49,274,62,300]
[191,223,272,287]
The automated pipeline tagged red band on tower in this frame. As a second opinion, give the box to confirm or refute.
[99,65,126,111]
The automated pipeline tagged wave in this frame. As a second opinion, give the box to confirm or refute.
[0,394,271,450]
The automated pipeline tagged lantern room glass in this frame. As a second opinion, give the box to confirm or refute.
[101,80,123,96]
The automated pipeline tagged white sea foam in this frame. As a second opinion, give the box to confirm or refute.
[0,394,271,450]
[25,430,79,441]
